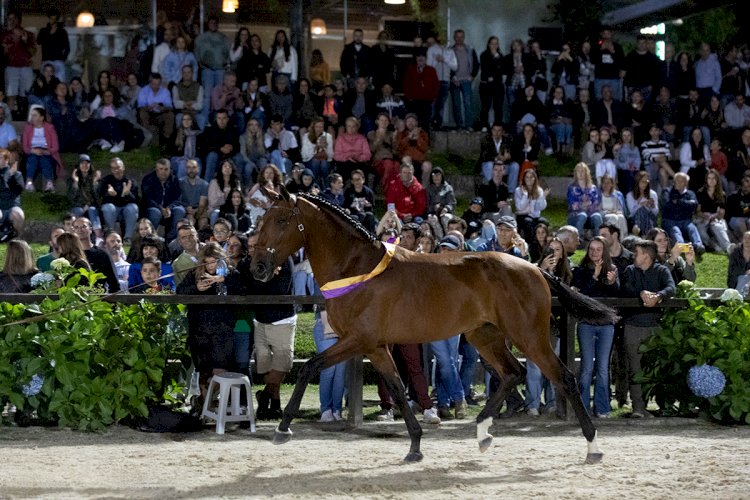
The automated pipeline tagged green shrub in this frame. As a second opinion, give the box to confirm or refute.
[639,282,750,423]
[0,269,188,430]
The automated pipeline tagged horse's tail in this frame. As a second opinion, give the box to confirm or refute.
[542,270,620,325]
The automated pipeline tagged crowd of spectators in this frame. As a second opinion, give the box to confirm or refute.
[3,8,750,422]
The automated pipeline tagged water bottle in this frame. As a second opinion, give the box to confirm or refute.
[216,259,228,296]
[188,371,200,397]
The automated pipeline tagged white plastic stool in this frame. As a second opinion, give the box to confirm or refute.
[201,372,256,434]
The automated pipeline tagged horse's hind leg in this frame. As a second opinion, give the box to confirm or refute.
[273,334,362,445]
[526,342,603,464]
[465,326,526,452]
[367,347,424,463]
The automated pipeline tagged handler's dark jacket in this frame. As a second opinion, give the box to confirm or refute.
[621,261,675,327]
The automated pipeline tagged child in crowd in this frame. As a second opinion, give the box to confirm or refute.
[131,257,170,293]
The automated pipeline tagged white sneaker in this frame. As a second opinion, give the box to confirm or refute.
[376,409,394,421]
[544,147,554,156]
[422,407,441,424]
[110,140,125,153]
[44,180,54,192]
[100,140,113,150]
[527,408,540,416]
[332,410,342,421]
[319,409,334,422]
[24,180,35,192]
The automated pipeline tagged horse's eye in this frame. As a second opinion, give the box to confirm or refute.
[277,218,288,226]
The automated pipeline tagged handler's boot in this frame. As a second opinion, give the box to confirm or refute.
[268,398,283,420]
[256,390,271,420]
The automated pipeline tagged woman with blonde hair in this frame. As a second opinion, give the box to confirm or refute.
[0,239,37,292]
[239,118,268,185]
[301,118,334,185]
[599,174,628,237]
[514,169,549,242]
[567,162,602,240]
[695,168,730,253]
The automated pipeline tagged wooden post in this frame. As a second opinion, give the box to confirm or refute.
[555,309,577,421]
[346,355,364,427]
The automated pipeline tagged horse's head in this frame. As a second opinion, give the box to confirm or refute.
[250,184,305,282]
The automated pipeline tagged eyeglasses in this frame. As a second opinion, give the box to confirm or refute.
[213,228,229,235]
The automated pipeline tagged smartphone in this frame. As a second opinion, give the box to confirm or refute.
[677,243,691,253]
[387,203,396,212]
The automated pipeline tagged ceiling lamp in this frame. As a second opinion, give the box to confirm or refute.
[222,0,239,13]
[76,11,95,28]
[384,0,406,4]
[310,18,327,35]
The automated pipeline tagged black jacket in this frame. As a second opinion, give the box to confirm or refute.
[84,247,121,293]
[339,42,371,79]
[621,262,675,326]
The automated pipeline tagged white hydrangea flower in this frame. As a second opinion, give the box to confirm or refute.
[50,258,71,271]
[720,288,743,303]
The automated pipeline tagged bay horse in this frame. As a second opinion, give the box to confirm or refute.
[250,188,618,463]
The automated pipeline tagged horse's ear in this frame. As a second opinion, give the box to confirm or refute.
[279,184,292,202]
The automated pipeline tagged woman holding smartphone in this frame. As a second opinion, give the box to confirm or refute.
[177,242,244,409]
[645,227,696,284]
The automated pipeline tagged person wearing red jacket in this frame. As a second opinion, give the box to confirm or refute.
[396,113,431,185]
[21,107,61,192]
[385,159,427,222]
[403,53,439,130]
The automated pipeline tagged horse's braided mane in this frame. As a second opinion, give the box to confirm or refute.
[299,194,377,242]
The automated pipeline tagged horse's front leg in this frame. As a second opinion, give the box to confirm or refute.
[368,348,424,463]
[272,353,323,444]
[273,334,362,444]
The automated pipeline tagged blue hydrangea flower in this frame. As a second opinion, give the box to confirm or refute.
[30,272,54,288]
[687,365,726,398]
[21,374,44,397]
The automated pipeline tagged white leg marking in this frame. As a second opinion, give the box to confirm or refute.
[477,417,493,442]
[587,431,602,455]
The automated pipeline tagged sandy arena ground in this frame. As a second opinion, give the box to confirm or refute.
[1,415,749,499]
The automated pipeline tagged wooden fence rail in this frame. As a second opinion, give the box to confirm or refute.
[0,290,730,425]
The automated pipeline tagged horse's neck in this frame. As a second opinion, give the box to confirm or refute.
[302,203,381,285]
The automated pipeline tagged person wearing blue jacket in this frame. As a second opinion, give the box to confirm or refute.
[660,171,706,256]
[141,158,186,241]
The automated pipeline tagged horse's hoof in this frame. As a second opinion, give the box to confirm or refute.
[585,452,604,464]
[403,451,423,463]
[272,427,293,445]
[478,435,493,453]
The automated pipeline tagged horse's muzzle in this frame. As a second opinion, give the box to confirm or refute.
[250,257,274,283]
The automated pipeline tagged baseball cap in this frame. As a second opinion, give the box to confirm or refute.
[496,215,517,230]
[79,154,91,162]
[438,234,462,250]
[470,197,484,207]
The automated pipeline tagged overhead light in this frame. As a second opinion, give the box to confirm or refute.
[222,0,239,13]
[384,0,406,4]
[76,11,95,28]
[310,18,327,35]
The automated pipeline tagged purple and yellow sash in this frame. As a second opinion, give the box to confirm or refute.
[320,243,396,299]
